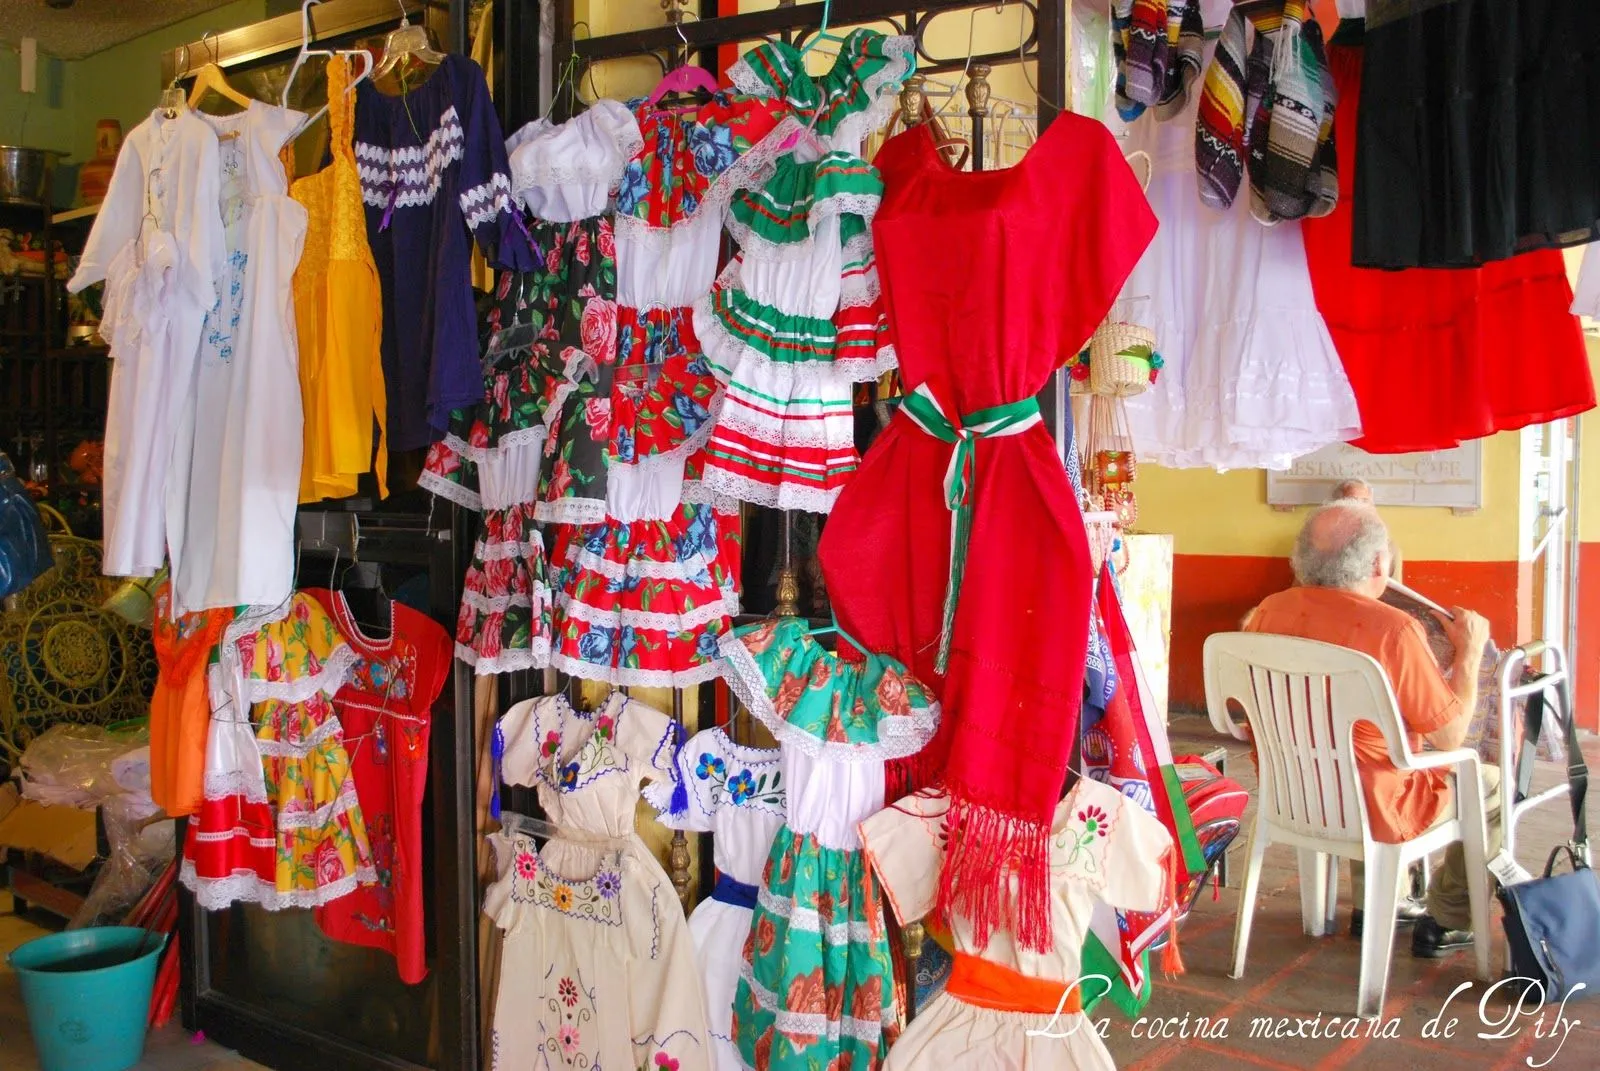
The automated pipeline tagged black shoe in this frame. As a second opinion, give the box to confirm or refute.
[1411,915,1474,958]
[1350,897,1429,937]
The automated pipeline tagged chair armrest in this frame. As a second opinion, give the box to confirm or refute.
[1403,747,1480,775]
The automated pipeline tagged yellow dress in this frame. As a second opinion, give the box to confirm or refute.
[290,55,387,502]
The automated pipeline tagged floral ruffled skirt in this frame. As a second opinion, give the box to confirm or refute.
[457,501,554,674]
[732,826,899,1071]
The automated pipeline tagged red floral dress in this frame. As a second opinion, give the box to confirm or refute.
[309,589,451,985]
[547,92,789,687]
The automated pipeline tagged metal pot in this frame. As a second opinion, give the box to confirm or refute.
[0,146,67,206]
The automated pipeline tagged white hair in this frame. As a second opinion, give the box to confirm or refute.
[1292,500,1389,589]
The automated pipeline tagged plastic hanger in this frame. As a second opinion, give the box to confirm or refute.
[159,46,190,119]
[281,0,375,138]
[798,0,846,58]
[188,32,253,117]
[644,18,718,108]
[372,1,446,86]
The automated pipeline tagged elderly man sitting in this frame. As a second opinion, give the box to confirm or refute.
[1244,499,1498,957]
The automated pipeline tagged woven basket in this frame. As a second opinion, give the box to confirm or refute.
[1089,321,1157,398]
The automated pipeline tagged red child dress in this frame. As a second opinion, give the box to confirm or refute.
[817,116,1156,951]
[1301,41,1594,453]
[308,589,452,985]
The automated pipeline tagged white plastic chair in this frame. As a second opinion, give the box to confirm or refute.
[1204,632,1492,1019]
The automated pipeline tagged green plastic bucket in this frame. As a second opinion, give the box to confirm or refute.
[7,926,166,1071]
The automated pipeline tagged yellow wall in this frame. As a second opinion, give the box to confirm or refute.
[1134,429,1527,562]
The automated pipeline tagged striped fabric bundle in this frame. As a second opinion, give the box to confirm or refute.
[1114,0,1208,122]
[1195,0,1338,222]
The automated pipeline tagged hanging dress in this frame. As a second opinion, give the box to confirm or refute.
[1118,22,1361,471]
[68,108,225,582]
[646,726,785,1071]
[546,93,791,687]
[1351,0,1600,268]
[181,593,374,910]
[166,102,309,614]
[1301,38,1593,453]
[858,779,1177,1070]
[353,54,534,450]
[149,582,233,818]
[292,54,387,502]
[419,101,642,674]
[694,150,896,512]
[719,617,940,1071]
[818,114,1154,951]
[308,589,452,985]
[485,692,713,1071]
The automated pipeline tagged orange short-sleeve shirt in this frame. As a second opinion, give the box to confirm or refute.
[1245,586,1461,843]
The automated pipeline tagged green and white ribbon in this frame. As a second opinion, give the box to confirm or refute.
[898,382,1043,673]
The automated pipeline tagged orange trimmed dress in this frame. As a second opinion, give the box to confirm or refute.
[290,54,386,502]
[149,582,233,817]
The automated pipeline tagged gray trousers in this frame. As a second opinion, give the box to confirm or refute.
[1351,765,1503,931]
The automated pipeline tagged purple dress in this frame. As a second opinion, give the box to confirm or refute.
[353,55,533,451]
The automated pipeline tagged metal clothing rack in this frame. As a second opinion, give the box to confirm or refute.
[491,0,1071,1024]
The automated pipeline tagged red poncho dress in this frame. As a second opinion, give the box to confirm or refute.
[819,115,1156,950]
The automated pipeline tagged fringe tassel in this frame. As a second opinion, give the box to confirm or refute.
[936,795,1054,953]
[1160,846,1185,977]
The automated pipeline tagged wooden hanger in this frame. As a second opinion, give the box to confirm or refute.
[188,32,252,118]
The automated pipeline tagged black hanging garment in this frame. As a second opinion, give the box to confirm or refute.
[1352,0,1600,268]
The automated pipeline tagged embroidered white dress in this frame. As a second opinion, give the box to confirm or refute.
[168,102,309,612]
[68,108,226,581]
[647,726,785,1071]
[486,692,713,1071]
[1114,14,1360,471]
[859,779,1175,1070]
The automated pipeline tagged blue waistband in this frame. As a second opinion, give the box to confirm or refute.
[711,873,759,910]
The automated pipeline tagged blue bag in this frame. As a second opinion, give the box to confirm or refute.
[0,450,52,598]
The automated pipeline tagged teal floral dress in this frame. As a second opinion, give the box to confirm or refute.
[718,617,940,1070]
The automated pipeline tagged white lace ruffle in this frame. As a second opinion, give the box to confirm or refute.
[180,859,375,912]
[557,591,732,633]
[696,306,859,391]
[713,399,856,450]
[475,538,546,562]
[419,468,483,511]
[831,347,898,383]
[461,641,553,675]
[679,479,743,515]
[535,497,607,526]
[739,963,887,1043]
[202,768,269,805]
[548,651,728,690]
[275,783,363,831]
[701,464,843,514]
[245,643,359,706]
[254,715,343,759]
[567,546,715,583]
[723,190,882,266]
[716,630,940,763]
[461,587,548,614]
[827,35,916,154]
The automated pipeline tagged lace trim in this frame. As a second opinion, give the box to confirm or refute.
[556,592,732,633]
[702,464,845,515]
[724,190,884,265]
[356,106,465,209]
[566,546,719,583]
[245,643,358,705]
[611,116,805,249]
[475,538,547,562]
[610,388,723,476]
[828,35,916,153]
[254,715,343,758]
[462,587,549,613]
[680,480,742,515]
[419,468,483,511]
[696,306,860,392]
[717,632,939,763]
[461,641,552,674]
[756,883,878,942]
[275,781,362,830]
[461,173,517,232]
[831,347,898,382]
[535,497,607,526]
[548,651,728,689]
[202,768,268,805]
[739,963,888,1042]
[181,859,376,912]
[507,103,643,204]
[712,400,857,449]
[836,267,883,310]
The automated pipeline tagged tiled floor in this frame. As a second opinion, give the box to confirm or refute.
[1098,714,1600,1071]
[0,713,1594,1070]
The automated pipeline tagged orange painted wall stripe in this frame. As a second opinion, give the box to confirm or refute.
[1167,554,1531,718]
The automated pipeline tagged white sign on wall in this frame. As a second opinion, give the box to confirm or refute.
[1266,442,1482,509]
